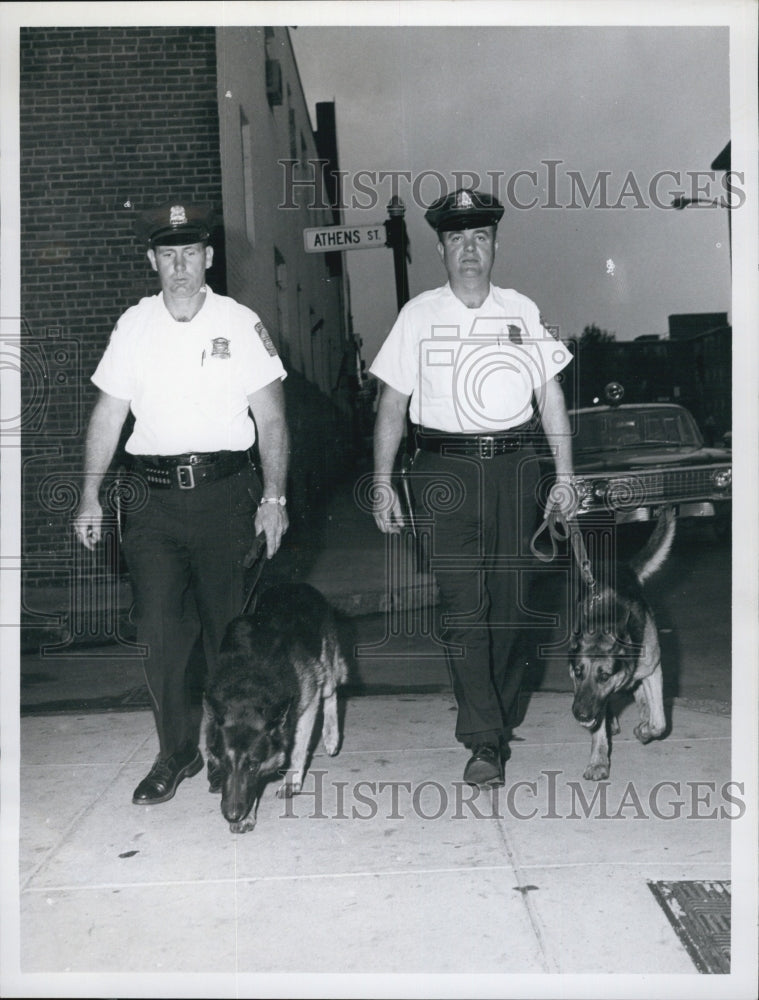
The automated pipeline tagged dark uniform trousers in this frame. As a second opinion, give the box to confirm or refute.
[412,445,540,748]
[122,464,261,757]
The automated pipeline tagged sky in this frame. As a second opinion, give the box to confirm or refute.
[290,22,735,364]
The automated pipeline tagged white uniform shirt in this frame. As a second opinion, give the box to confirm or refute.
[92,287,286,454]
[369,283,572,433]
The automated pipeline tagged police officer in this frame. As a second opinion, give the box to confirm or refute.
[370,188,574,787]
[73,200,290,805]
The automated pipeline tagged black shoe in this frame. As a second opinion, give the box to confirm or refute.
[463,743,504,787]
[132,746,203,805]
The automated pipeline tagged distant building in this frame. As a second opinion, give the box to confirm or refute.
[19,26,358,600]
[668,312,729,340]
[572,320,731,438]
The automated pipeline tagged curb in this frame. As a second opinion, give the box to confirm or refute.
[19,581,441,652]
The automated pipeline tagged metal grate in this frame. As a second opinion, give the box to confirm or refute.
[648,879,731,973]
[645,467,720,500]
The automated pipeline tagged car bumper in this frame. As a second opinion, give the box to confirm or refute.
[573,500,730,524]
[615,501,717,524]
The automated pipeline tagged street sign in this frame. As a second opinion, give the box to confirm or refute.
[303,223,387,253]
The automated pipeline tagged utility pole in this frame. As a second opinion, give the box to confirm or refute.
[384,196,411,310]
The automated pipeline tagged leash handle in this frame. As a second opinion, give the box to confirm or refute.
[530,509,596,591]
[240,533,267,615]
[529,514,559,563]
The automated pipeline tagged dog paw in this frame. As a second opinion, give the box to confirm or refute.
[229,819,256,834]
[276,779,302,799]
[323,735,340,756]
[584,761,610,781]
[634,722,663,744]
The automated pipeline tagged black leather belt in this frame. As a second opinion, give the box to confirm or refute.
[132,450,249,489]
[414,425,532,459]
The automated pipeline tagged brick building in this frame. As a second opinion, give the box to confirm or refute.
[19,26,356,605]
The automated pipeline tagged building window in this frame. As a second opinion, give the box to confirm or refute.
[240,109,255,245]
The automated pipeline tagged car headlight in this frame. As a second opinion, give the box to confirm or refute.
[592,479,609,501]
[713,467,731,490]
[572,478,597,509]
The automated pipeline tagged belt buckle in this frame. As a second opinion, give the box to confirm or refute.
[176,464,195,489]
[478,436,495,459]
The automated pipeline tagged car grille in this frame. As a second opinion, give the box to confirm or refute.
[578,465,730,511]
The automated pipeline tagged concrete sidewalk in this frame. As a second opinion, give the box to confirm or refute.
[13,690,748,987]
[7,475,756,997]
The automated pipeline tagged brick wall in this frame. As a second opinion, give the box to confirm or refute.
[20,26,222,589]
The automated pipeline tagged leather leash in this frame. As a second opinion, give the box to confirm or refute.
[240,534,268,615]
[399,453,417,538]
[530,508,597,595]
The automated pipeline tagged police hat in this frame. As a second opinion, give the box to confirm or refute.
[424,188,504,233]
[137,200,215,247]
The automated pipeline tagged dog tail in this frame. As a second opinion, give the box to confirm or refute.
[630,505,676,583]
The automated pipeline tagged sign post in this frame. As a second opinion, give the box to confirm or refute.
[384,196,410,310]
[303,204,411,311]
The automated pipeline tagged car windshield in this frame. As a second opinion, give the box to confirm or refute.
[573,407,703,453]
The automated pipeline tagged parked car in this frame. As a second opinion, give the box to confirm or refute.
[542,385,732,537]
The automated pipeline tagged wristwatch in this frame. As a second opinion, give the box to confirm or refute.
[259,496,287,506]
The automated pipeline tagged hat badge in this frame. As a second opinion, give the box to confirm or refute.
[456,190,474,209]
[169,205,187,227]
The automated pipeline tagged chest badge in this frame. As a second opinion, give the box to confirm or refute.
[507,324,523,345]
[210,337,231,359]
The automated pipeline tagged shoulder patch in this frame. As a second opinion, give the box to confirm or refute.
[255,321,278,357]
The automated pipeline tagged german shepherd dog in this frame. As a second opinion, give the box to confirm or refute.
[205,583,348,833]
[569,507,676,780]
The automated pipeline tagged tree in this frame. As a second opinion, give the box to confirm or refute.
[578,323,616,345]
